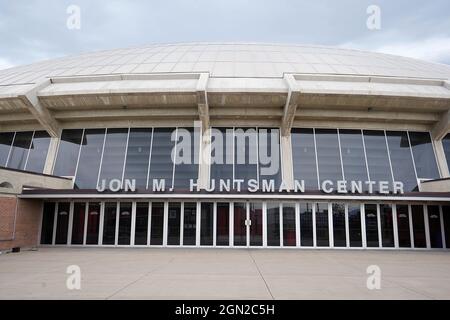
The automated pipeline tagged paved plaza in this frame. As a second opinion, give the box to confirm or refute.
[0,248,449,299]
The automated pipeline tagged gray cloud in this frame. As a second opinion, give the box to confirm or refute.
[0,0,449,69]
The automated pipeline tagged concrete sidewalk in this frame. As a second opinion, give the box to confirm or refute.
[0,248,449,299]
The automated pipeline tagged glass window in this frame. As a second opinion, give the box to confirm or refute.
[348,203,362,247]
[0,132,14,166]
[386,131,417,191]
[148,128,175,189]
[55,202,70,245]
[283,203,297,247]
[40,202,55,245]
[174,128,199,190]
[380,204,394,247]
[216,202,230,246]
[316,203,329,247]
[315,129,343,187]
[339,130,368,183]
[250,202,263,247]
[234,127,258,184]
[118,202,132,245]
[98,128,128,187]
[363,131,393,187]
[210,128,233,184]
[300,203,313,246]
[6,131,33,170]
[233,202,247,246]
[135,202,149,245]
[442,134,450,173]
[150,202,164,245]
[200,202,213,246]
[123,128,152,189]
[332,203,346,247]
[71,203,85,245]
[427,205,443,248]
[411,205,426,248]
[396,205,411,248]
[442,206,450,249]
[25,131,51,173]
[409,132,439,179]
[267,202,280,246]
[282,203,296,247]
[102,202,117,245]
[86,202,100,245]
[364,204,379,247]
[167,202,181,245]
[183,202,197,246]
[291,129,318,190]
[53,129,83,177]
[75,129,105,189]
[259,128,281,187]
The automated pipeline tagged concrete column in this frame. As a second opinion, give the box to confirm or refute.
[281,134,294,190]
[43,136,60,175]
[197,127,210,190]
[433,139,450,178]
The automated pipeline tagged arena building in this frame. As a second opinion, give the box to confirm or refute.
[1,42,450,251]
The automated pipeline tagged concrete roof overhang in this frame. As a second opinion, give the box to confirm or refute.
[0,72,450,137]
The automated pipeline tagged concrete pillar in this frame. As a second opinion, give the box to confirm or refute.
[197,128,210,190]
[433,139,450,178]
[281,134,294,190]
[43,136,59,175]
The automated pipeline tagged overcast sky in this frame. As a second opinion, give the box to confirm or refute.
[1,0,449,70]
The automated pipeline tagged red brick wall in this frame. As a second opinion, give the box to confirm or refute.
[0,197,42,251]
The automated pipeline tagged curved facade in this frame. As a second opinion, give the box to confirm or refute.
[1,43,450,251]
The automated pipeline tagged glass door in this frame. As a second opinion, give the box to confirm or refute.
[249,202,263,247]
[233,202,247,246]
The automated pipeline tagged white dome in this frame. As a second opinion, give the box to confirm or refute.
[1,42,450,86]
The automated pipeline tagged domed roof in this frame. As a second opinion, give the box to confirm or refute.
[1,43,450,86]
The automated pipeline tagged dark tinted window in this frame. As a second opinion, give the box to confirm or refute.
[292,129,318,190]
[216,202,229,246]
[380,204,394,247]
[7,131,33,170]
[409,132,439,179]
[259,128,282,187]
[386,131,417,191]
[75,129,105,189]
[363,131,393,187]
[98,128,128,187]
[174,128,199,190]
[315,129,343,187]
[123,129,152,189]
[71,202,85,245]
[118,202,132,245]
[316,203,329,247]
[443,133,450,173]
[282,203,296,246]
[55,202,70,245]
[102,202,117,245]
[348,204,362,247]
[365,204,379,247]
[0,132,14,166]
[200,202,213,246]
[339,130,368,183]
[267,202,280,246]
[210,128,234,184]
[135,202,149,245]
[183,202,197,246]
[234,128,258,184]
[150,202,164,245]
[396,205,411,248]
[25,131,51,173]
[40,202,55,244]
[332,203,346,247]
[427,205,443,248]
[411,205,426,248]
[233,202,246,246]
[53,129,83,177]
[300,203,313,246]
[148,128,175,189]
[86,202,100,245]
[167,202,181,245]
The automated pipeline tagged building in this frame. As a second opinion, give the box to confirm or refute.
[1,42,450,251]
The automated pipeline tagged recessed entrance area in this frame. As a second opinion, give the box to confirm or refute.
[40,200,450,250]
